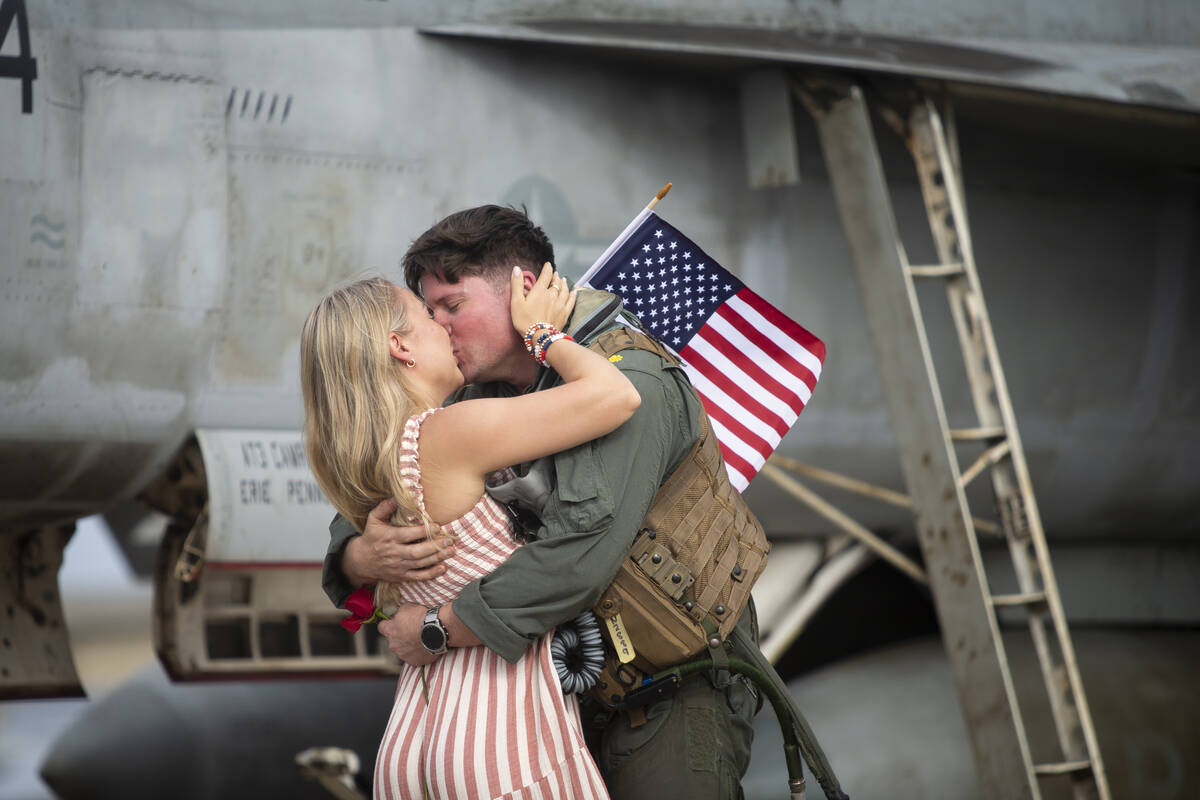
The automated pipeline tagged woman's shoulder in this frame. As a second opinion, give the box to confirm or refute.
[402,407,441,455]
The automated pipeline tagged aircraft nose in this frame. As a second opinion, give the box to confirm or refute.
[39,665,396,800]
[40,669,202,800]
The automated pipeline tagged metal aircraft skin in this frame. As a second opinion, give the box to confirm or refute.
[1,2,1198,798]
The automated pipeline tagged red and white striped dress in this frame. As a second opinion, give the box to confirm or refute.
[374,409,609,800]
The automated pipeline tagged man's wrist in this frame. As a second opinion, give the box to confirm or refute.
[340,534,374,587]
[420,606,450,654]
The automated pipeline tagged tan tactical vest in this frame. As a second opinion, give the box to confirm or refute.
[584,328,771,705]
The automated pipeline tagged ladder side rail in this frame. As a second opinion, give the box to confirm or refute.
[908,99,1111,800]
[939,277,1078,757]
[914,106,1091,789]
[800,80,1038,800]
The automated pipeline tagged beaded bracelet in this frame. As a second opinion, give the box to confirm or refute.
[536,332,574,365]
[523,323,575,365]
[523,322,557,360]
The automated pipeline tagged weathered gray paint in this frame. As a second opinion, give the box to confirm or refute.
[24,0,1200,49]
[2,24,1198,539]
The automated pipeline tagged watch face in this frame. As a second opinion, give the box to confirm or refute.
[421,622,446,652]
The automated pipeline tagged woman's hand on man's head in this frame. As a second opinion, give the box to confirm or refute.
[510,262,575,335]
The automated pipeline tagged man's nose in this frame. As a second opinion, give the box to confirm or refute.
[432,310,452,331]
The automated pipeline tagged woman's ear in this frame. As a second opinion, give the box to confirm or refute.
[388,331,410,363]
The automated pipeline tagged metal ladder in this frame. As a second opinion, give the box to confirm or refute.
[797,80,1109,800]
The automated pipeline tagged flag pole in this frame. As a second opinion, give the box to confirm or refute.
[578,183,671,287]
[647,182,672,210]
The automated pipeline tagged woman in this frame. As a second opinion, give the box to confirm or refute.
[300,263,637,799]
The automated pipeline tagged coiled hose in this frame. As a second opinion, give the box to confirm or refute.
[550,611,606,695]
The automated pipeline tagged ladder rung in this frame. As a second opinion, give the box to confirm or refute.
[958,440,1011,489]
[1034,760,1094,776]
[951,426,1005,441]
[990,591,1047,608]
[907,263,965,278]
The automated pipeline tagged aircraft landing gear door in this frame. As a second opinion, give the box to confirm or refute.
[149,431,395,680]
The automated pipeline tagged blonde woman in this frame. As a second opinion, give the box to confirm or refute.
[301,263,635,799]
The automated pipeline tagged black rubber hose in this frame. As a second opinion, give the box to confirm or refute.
[649,654,848,800]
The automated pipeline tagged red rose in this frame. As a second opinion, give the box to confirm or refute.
[340,587,391,634]
[344,587,376,618]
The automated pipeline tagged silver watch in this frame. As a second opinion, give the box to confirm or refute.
[420,606,449,655]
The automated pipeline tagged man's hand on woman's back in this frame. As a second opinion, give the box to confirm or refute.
[341,498,455,587]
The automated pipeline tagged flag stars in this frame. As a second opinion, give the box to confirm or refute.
[618,272,626,279]
[643,244,651,252]
[656,243,664,252]
[670,241,677,250]
[683,252,691,260]
[654,229,664,238]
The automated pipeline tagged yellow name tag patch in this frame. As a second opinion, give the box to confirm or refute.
[604,613,637,663]
[608,354,623,363]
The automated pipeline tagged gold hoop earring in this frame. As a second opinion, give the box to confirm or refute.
[405,359,416,368]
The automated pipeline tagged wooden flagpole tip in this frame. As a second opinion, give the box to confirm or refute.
[647,182,672,209]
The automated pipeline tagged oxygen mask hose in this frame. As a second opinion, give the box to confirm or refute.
[646,653,848,800]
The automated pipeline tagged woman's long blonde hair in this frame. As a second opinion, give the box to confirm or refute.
[300,277,431,606]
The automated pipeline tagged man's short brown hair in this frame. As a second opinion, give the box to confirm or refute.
[402,205,555,295]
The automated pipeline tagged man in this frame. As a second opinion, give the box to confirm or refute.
[323,205,758,797]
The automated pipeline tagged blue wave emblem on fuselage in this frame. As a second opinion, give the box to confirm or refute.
[31,213,65,249]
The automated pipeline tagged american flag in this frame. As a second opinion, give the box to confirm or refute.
[578,209,825,491]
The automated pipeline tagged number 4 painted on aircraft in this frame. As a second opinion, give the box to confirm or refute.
[0,0,37,113]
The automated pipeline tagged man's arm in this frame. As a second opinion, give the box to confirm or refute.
[376,601,482,666]
[321,499,455,608]
[453,351,700,662]
[323,513,361,608]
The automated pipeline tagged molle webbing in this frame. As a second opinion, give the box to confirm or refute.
[586,328,771,679]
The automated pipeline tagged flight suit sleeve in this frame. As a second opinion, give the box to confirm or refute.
[452,350,702,663]
[322,513,360,608]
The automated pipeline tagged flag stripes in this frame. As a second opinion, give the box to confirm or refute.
[580,210,825,490]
